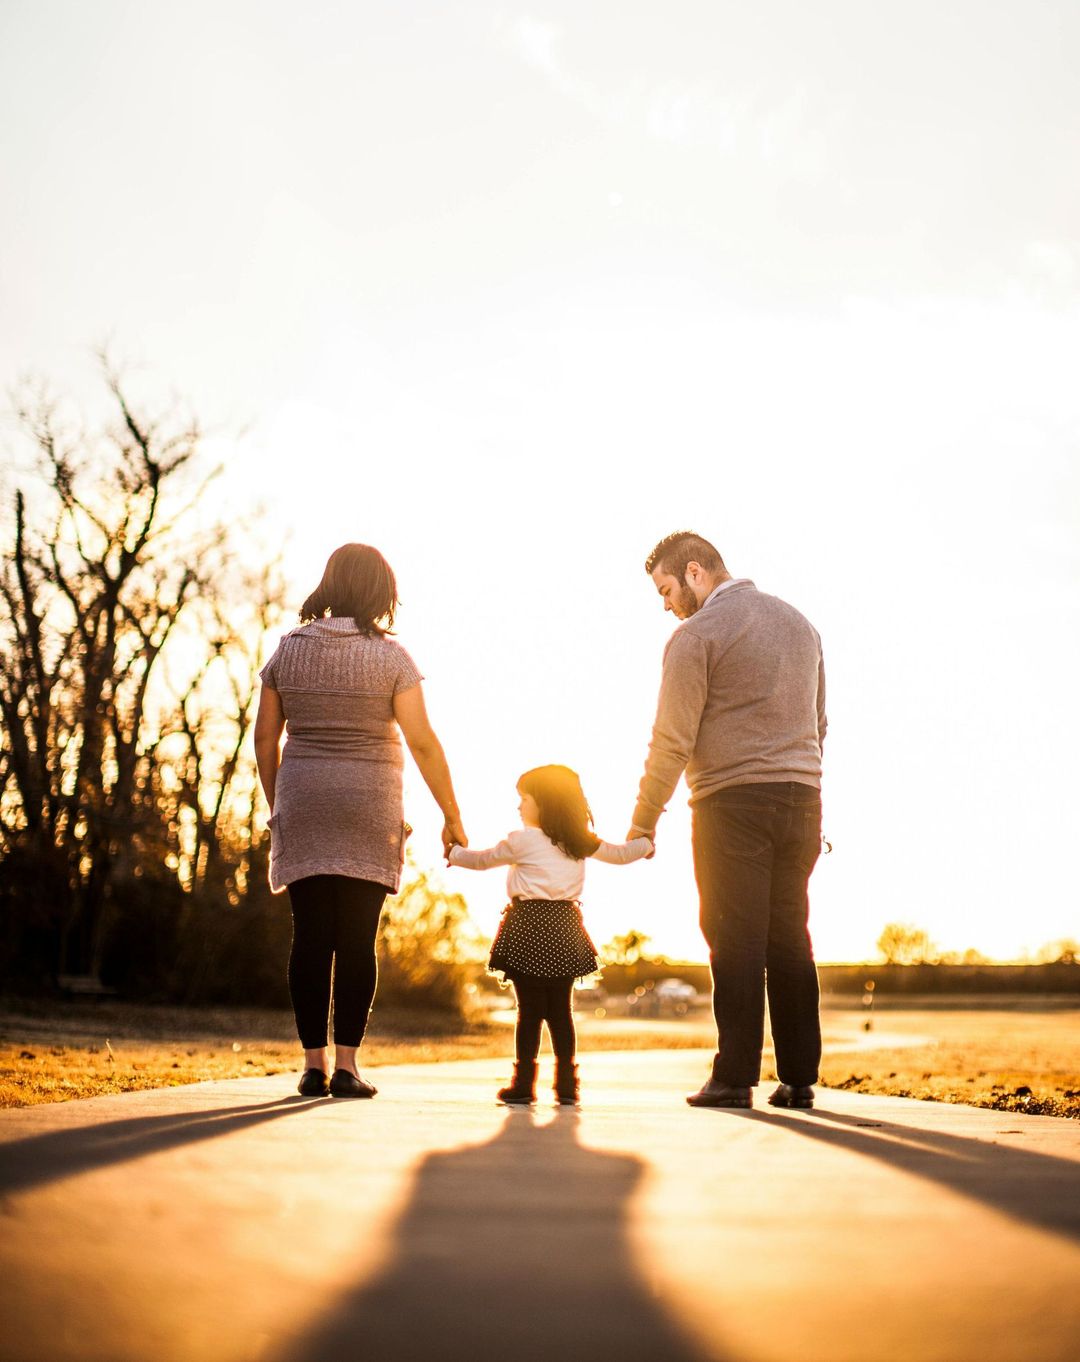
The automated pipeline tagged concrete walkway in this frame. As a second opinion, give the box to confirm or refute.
[1,1049,1078,1362]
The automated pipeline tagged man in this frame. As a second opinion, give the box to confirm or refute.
[628,531,826,1109]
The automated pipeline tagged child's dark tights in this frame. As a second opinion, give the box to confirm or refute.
[513,976,576,1063]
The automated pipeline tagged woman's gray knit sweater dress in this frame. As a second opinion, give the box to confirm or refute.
[259,617,422,894]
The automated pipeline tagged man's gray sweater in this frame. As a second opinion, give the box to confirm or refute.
[632,579,826,833]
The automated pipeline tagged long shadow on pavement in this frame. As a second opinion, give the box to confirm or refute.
[730,1104,1080,1245]
[275,1107,725,1362]
[0,1095,323,1198]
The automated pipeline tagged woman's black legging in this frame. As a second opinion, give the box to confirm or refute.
[513,975,576,1063]
[286,874,386,1049]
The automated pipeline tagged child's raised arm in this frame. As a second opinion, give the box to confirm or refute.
[448,838,517,871]
[592,836,653,865]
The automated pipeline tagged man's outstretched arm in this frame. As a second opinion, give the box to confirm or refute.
[816,647,828,751]
[628,631,709,838]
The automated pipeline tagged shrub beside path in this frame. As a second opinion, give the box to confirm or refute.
[1,1049,1078,1362]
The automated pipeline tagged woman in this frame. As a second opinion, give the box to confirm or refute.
[254,543,467,1099]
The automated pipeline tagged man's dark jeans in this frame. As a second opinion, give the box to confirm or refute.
[692,782,822,1088]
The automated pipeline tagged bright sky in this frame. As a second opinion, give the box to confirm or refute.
[2,2,1078,962]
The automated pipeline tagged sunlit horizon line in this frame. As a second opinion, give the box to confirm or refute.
[585,955,1077,970]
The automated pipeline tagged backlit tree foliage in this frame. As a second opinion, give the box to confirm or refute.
[0,360,286,995]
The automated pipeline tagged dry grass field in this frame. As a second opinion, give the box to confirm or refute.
[0,1000,507,1107]
[2,994,1078,1117]
[814,997,1080,1118]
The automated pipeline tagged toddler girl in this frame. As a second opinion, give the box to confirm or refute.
[448,764,652,1105]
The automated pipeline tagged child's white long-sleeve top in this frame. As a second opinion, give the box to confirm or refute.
[448,827,652,900]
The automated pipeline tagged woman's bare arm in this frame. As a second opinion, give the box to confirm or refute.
[392,682,467,855]
[253,684,286,811]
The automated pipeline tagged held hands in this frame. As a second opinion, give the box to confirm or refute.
[442,817,468,862]
[627,825,657,859]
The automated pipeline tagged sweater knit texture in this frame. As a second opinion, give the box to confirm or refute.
[632,580,826,832]
[259,617,422,892]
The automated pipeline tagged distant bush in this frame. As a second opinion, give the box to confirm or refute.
[97,837,292,1007]
[819,962,1080,995]
[375,863,485,1015]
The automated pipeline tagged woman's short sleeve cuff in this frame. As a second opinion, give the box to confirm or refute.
[393,646,425,693]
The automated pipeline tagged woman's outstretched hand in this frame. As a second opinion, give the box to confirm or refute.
[442,818,468,859]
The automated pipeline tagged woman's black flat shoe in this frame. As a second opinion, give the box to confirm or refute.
[297,1069,330,1097]
[329,1069,377,1099]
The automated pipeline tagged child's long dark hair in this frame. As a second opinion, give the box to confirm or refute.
[518,765,602,861]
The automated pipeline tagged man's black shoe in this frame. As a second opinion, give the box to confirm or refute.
[768,1083,815,1109]
[686,1078,753,1109]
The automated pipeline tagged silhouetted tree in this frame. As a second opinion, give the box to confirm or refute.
[0,358,284,991]
[876,921,937,966]
[1035,938,1079,966]
[603,929,651,967]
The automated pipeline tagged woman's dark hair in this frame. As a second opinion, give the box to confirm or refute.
[518,765,602,861]
[299,544,398,635]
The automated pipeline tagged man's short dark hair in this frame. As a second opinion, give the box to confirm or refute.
[645,531,726,581]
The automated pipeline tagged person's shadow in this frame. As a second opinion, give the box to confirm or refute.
[0,1095,323,1198]
[276,1109,721,1362]
[729,1104,1080,1246]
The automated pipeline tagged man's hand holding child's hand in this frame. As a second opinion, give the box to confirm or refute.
[627,826,656,859]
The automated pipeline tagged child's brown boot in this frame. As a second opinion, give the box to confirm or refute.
[497,1061,537,1105]
[554,1060,579,1106]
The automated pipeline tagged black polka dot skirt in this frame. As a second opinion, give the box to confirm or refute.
[488,898,600,982]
